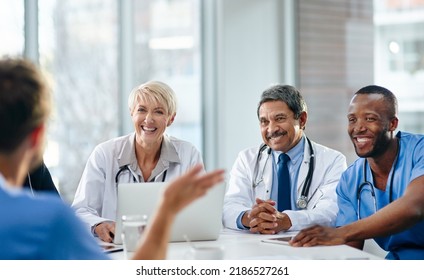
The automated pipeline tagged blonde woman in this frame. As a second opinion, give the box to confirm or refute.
[72,81,203,242]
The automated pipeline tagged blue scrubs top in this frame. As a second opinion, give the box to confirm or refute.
[0,175,108,260]
[336,131,424,260]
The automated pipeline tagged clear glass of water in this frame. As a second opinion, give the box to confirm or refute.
[121,214,147,259]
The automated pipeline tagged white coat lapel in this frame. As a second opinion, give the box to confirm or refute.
[296,141,311,194]
[253,145,273,200]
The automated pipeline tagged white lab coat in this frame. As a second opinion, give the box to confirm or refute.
[222,138,347,231]
[71,133,203,230]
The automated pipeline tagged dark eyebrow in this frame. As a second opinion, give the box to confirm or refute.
[274,113,289,119]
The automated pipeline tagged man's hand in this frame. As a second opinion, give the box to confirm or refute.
[245,198,292,234]
[289,225,346,247]
[94,222,116,243]
[247,198,276,234]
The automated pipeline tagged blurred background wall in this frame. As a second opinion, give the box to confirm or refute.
[1,0,423,203]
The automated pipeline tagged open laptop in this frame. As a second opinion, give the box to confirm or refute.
[114,181,225,244]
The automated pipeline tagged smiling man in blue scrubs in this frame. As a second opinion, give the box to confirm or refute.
[290,85,424,260]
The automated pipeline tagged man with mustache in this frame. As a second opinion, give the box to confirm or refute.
[223,84,347,234]
[290,85,424,260]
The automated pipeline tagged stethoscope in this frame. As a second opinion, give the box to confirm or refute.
[252,137,315,209]
[356,139,399,220]
[115,165,167,187]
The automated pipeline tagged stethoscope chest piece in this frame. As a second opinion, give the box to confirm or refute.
[296,195,308,209]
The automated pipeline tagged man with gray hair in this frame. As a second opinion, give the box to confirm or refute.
[223,84,347,234]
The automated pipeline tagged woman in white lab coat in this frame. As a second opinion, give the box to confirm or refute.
[72,81,203,242]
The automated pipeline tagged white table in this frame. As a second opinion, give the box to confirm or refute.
[109,228,382,260]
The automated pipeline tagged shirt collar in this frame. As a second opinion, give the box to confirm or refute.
[0,173,6,190]
[117,133,138,170]
[272,135,306,165]
[159,134,181,164]
[117,133,181,172]
[0,173,24,195]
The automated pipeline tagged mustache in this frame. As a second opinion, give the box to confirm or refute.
[266,131,287,140]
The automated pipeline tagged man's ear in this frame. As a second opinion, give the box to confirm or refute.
[299,111,308,130]
[29,124,46,148]
[389,116,399,132]
[167,113,176,127]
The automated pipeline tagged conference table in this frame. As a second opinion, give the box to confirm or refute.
[108,228,382,260]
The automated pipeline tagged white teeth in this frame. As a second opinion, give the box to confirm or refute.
[270,135,283,140]
[356,138,368,143]
[142,127,156,132]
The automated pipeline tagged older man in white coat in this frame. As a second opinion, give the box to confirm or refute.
[223,85,347,234]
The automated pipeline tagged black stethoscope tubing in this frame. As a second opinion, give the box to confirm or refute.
[115,165,167,185]
[253,137,315,209]
[356,138,399,219]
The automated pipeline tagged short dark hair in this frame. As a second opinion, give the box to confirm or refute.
[0,57,51,153]
[257,84,307,119]
[354,85,398,117]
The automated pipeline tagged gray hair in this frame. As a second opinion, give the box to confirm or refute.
[128,80,177,116]
[257,84,307,119]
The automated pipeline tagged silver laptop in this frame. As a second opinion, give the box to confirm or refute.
[114,181,225,244]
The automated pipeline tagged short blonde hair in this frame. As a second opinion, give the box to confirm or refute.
[128,81,177,116]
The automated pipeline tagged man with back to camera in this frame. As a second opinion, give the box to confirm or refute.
[0,57,224,260]
[222,84,347,234]
[290,85,424,260]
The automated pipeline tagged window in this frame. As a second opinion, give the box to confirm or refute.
[0,0,24,57]
[133,0,202,151]
[35,0,201,202]
[39,0,119,201]
[374,0,424,134]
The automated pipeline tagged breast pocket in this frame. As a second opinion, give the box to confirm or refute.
[253,181,271,200]
[307,188,324,209]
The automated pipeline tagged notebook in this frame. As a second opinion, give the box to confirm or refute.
[100,243,123,253]
[114,181,225,244]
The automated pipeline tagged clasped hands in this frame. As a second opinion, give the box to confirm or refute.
[243,198,292,234]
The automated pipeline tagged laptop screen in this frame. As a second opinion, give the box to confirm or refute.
[114,182,225,244]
